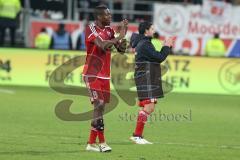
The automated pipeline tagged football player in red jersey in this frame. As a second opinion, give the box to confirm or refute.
[83,5,128,152]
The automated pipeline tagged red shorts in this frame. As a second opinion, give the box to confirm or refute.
[83,76,110,103]
[138,98,157,107]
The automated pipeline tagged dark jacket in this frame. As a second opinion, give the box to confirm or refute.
[130,33,171,100]
[130,33,171,63]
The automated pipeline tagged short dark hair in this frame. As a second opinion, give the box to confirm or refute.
[214,33,219,39]
[138,21,152,34]
[40,27,46,32]
[93,5,108,20]
[153,32,159,38]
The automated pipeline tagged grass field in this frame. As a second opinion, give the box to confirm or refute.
[0,85,240,160]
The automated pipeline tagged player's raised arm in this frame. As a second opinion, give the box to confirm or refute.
[95,19,128,51]
[91,19,128,52]
[91,19,128,51]
[141,37,174,63]
[87,7,128,51]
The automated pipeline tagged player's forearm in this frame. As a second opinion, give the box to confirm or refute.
[157,46,171,62]
[102,40,115,50]
[101,37,124,50]
[94,37,114,51]
[113,36,123,43]
[144,44,171,63]
[94,36,124,51]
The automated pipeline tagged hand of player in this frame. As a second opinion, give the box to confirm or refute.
[163,37,175,48]
[117,39,127,54]
[118,19,128,39]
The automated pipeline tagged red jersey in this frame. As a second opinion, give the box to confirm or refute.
[83,22,115,79]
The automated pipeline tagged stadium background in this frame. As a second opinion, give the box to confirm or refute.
[0,0,240,160]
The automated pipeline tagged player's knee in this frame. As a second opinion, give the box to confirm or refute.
[91,118,104,131]
[150,107,155,113]
[144,108,152,114]
[149,108,155,114]
[144,104,155,114]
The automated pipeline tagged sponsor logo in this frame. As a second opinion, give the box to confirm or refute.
[218,60,240,93]
[0,59,11,81]
[156,7,185,34]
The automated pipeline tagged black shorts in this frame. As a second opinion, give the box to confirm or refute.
[134,62,164,101]
[0,18,17,28]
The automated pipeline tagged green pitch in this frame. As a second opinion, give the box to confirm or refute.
[0,86,240,160]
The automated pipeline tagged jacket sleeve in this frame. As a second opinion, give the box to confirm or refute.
[142,41,171,63]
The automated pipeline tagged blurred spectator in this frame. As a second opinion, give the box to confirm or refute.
[50,23,72,50]
[0,0,21,46]
[205,33,226,57]
[72,20,88,50]
[34,28,51,49]
[151,32,163,52]
[76,31,86,50]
